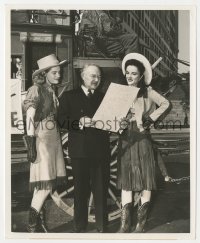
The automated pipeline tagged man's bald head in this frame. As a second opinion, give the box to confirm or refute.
[81,64,101,90]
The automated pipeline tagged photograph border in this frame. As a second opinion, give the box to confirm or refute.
[4,2,197,240]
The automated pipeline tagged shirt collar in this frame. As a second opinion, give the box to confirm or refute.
[43,80,55,91]
[81,85,94,96]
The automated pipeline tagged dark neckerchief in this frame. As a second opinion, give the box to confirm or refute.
[137,86,148,98]
[136,78,148,98]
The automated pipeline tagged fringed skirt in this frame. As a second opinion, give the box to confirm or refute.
[29,116,67,191]
[117,121,156,191]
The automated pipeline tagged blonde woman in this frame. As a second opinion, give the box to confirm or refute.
[23,54,68,232]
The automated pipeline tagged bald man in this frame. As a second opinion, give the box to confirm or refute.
[58,64,110,233]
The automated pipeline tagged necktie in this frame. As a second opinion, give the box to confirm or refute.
[87,90,93,98]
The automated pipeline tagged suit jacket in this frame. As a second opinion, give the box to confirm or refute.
[57,88,110,159]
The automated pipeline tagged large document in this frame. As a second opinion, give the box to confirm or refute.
[93,83,139,133]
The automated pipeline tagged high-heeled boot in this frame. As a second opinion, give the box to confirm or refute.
[38,205,49,233]
[118,203,131,233]
[27,207,40,233]
[133,201,150,233]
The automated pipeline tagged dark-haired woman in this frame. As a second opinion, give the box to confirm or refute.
[24,54,67,232]
[117,53,171,233]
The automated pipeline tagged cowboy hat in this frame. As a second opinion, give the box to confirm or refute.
[32,54,69,78]
[122,53,152,85]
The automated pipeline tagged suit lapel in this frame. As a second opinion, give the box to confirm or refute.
[77,88,102,115]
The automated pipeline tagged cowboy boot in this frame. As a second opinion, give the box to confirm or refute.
[38,205,49,233]
[118,203,131,233]
[133,201,150,233]
[27,207,40,233]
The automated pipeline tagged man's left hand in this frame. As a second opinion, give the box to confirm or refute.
[80,116,96,128]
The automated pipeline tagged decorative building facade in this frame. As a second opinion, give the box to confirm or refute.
[122,10,179,78]
[11,10,74,91]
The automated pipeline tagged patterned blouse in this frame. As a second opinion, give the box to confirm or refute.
[24,83,58,122]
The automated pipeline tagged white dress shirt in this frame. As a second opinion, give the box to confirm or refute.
[79,85,95,129]
[81,85,94,96]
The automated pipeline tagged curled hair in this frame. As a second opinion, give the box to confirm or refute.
[32,71,46,85]
[125,59,148,98]
[125,59,145,76]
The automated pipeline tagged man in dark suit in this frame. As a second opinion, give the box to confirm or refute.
[57,64,110,233]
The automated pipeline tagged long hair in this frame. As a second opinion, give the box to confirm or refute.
[32,71,46,85]
[125,59,148,98]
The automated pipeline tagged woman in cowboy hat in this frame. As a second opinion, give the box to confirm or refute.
[23,54,68,232]
[117,53,171,233]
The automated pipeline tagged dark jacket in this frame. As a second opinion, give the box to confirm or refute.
[57,88,110,159]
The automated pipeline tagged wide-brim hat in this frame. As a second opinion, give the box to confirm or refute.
[122,53,152,85]
[32,54,69,78]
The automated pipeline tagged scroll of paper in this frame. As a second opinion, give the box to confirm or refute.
[93,83,139,133]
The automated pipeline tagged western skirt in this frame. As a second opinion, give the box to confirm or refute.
[29,116,67,191]
[117,121,156,191]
